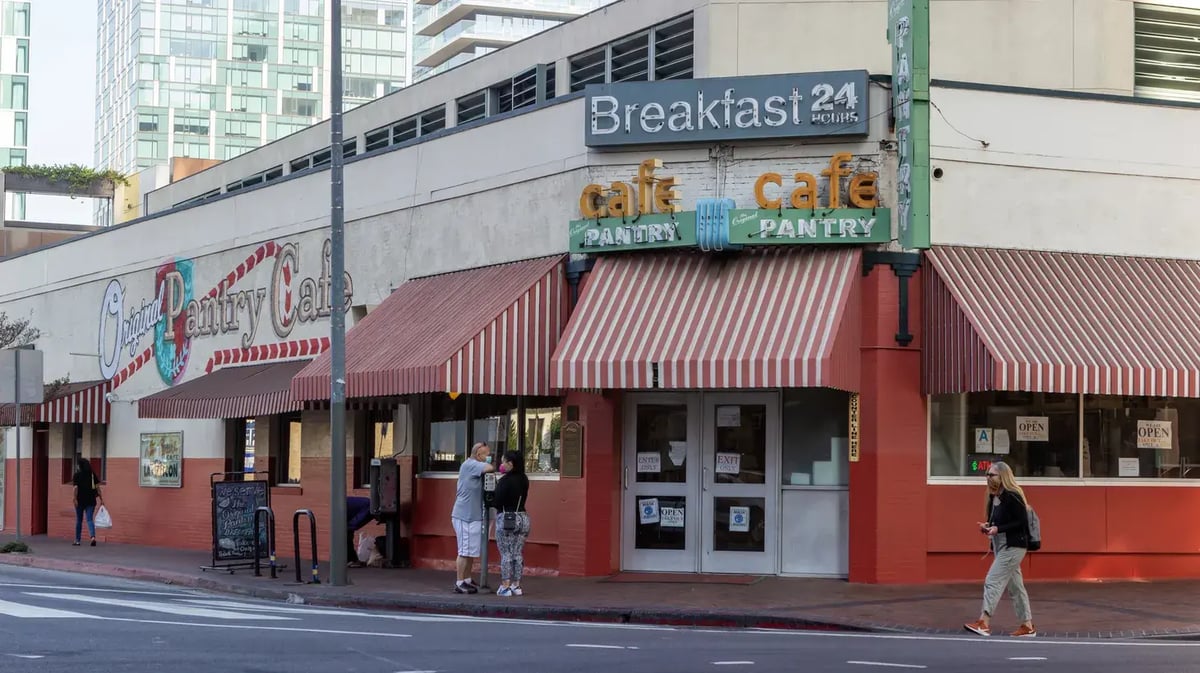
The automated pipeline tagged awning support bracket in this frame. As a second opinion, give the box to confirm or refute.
[863,251,921,348]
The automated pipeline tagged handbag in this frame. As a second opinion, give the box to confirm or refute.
[500,495,523,532]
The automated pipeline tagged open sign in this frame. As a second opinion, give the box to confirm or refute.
[1015,416,1049,442]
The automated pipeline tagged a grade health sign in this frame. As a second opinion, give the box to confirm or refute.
[584,71,870,147]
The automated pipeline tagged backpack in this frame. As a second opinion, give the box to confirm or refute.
[1026,506,1042,552]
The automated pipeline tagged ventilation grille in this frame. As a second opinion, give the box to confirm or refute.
[568,13,694,93]
[1135,3,1200,102]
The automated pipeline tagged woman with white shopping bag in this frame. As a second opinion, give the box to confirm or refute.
[72,458,106,546]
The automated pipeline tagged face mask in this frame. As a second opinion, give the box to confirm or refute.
[484,455,492,464]
[498,463,508,474]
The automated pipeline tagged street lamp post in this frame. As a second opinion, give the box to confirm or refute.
[328,0,349,587]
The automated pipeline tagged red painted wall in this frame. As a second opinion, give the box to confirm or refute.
[926,483,1200,581]
[849,263,929,584]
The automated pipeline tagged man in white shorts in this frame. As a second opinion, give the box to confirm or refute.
[452,442,494,593]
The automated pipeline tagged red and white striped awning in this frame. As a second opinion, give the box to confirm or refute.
[551,248,862,391]
[291,255,568,400]
[138,360,311,419]
[924,245,1200,397]
[39,380,112,424]
[0,380,112,426]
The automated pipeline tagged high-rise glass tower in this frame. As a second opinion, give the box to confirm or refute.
[1,0,30,221]
[412,0,615,82]
[94,0,409,182]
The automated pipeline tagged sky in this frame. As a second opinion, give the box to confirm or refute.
[26,0,96,226]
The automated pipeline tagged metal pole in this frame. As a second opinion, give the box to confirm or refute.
[14,349,21,540]
[328,0,348,587]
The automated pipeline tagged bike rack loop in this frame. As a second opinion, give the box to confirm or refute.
[292,508,321,585]
[252,506,278,579]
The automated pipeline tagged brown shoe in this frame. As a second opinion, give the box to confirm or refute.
[1010,624,1037,637]
[964,620,991,636]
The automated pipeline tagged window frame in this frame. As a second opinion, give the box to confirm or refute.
[927,391,1200,486]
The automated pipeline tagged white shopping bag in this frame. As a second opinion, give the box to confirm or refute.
[356,532,373,563]
[94,505,113,529]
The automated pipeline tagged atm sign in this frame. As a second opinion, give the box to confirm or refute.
[968,457,995,476]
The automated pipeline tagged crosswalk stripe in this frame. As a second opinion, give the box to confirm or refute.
[24,593,297,621]
[178,599,370,616]
[0,599,95,619]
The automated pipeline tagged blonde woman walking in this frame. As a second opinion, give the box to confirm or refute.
[964,461,1036,637]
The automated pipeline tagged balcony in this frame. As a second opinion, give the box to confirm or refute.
[415,0,610,37]
[415,15,568,68]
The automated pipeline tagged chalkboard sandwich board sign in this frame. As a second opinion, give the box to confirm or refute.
[201,472,272,573]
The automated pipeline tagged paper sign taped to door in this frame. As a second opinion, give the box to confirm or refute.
[729,506,750,533]
[715,452,740,474]
[636,452,661,473]
[668,441,687,466]
[639,498,660,524]
[716,406,741,427]
[660,507,684,528]
[974,428,993,454]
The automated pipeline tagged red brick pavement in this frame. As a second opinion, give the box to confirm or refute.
[1,534,1198,640]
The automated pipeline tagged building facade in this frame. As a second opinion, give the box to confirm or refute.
[0,0,29,221]
[412,0,616,81]
[4,0,1200,584]
[93,0,409,224]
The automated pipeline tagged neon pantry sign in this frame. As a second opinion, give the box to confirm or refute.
[97,238,353,383]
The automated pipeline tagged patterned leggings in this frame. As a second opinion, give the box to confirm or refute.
[496,512,531,584]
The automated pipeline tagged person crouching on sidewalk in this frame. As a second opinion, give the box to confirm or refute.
[493,450,530,597]
[451,442,494,594]
[965,461,1036,638]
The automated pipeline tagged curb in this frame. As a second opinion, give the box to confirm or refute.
[4,553,1200,641]
[0,553,883,633]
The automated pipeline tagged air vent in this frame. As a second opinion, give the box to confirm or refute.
[1135,3,1200,102]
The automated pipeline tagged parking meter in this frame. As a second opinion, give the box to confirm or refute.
[479,471,498,588]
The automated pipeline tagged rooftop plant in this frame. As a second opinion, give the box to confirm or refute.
[2,163,130,195]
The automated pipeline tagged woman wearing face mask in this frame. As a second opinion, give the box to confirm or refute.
[492,450,530,597]
[964,461,1036,638]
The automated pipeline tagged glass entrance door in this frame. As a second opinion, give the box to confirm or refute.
[623,392,779,574]
[701,393,778,574]
[622,394,700,572]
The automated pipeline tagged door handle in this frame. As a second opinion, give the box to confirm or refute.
[623,465,628,491]
[702,466,708,492]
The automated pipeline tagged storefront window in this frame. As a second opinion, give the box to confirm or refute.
[422,394,562,476]
[354,409,394,486]
[930,392,1079,478]
[274,413,302,485]
[1083,395,1200,479]
[782,389,850,486]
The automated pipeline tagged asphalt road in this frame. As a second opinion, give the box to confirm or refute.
[0,565,1196,672]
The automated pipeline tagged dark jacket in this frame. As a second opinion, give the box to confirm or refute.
[986,489,1030,548]
[493,472,528,513]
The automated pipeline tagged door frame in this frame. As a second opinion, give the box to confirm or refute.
[700,391,780,575]
[621,392,701,573]
[621,391,781,574]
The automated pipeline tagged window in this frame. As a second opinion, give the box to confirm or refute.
[782,389,850,486]
[234,43,271,62]
[1083,395,1200,479]
[363,126,389,152]
[287,21,320,41]
[355,409,395,487]
[174,115,210,135]
[12,111,25,146]
[137,139,162,160]
[1135,3,1200,102]
[8,76,27,109]
[456,90,486,124]
[930,393,1080,479]
[283,47,319,67]
[568,14,694,92]
[418,105,445,136]
[231,94,268,113]
[15,38,27,74]
[282,96,318,117]
[276,413,302,485]
[284,0,321,16]
[421,394,562,475]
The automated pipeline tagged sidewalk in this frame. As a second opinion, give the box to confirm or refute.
[2,534,1198,640]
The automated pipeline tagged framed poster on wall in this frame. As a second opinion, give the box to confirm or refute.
[140,432,183,488]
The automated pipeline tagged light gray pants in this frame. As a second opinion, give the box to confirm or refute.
[982,534,1032,623]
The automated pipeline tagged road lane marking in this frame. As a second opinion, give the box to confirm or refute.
[0,582,192,597]
[0,599,95,619]
[25,593,296,621]
[566,644,639,650]
[847,662,926,669]
[711,661,755,665]
[179,599,373,616]
[1009,657,1047,661]
[100,615,413,637]
[5,654,45,659]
